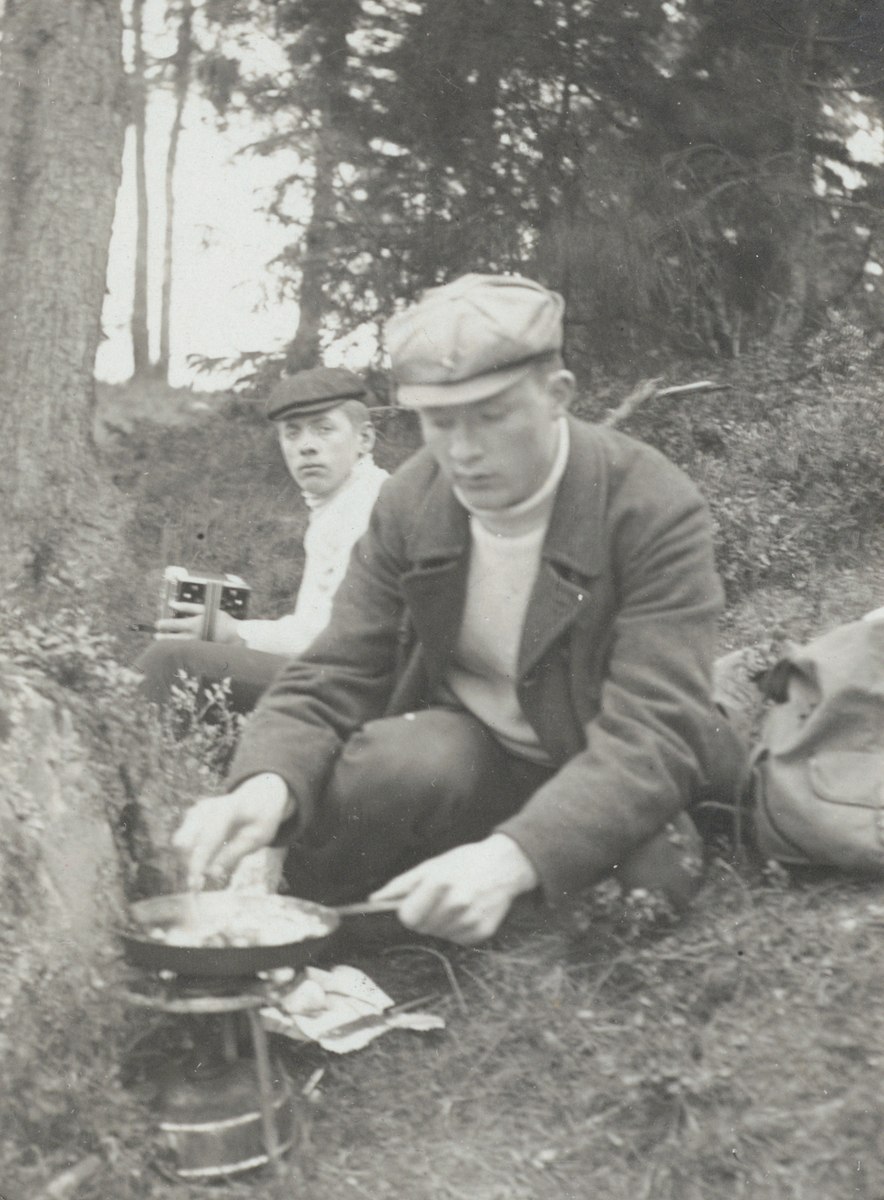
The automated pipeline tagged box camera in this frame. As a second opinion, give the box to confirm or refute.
[159,566,250,642]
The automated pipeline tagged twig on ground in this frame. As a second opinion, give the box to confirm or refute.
[30,1155,102,1200]
[601,378,730,428]
[382,944,468,1015]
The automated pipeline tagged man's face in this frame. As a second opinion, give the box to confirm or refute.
[277,406,369,497]
[417,369,573,509]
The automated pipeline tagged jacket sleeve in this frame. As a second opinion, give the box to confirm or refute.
[224,480,409,834]
[498,474,739,903]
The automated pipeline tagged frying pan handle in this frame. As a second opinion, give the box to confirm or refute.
[332,900,402,917]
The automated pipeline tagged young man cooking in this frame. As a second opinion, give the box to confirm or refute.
[173,274,743,943]
[136,367,388,714]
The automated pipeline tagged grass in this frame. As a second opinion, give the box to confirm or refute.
[299,871,884,1200]
[5,368,884,1200]
[11,864,884,1200]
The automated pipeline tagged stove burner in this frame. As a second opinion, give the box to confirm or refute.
[119,967,293,1178]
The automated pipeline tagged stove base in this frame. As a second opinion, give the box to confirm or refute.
[158,1058,295,1178]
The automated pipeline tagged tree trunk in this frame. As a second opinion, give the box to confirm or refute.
[157,0,194,382]
[131,0,153,377]
[284,130,336,373]
[283,4,360,373]
[0,0,127,590]
[771,0,822,344]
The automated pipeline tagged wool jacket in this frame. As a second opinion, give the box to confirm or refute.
[227,416,742,903]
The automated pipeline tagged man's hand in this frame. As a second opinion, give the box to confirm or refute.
[172,773,295,890]
[370,833,539,944]
[155,601,245,644]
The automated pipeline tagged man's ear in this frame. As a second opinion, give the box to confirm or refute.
[358,420,377,456]
[548,369,575,416]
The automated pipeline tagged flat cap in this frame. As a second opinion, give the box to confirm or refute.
[385,273,565,407]
[264,366,367,421]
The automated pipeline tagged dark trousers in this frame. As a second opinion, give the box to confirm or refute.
[135,639,288,715]
[280,707,705,908]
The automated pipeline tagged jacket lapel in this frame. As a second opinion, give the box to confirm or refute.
[399,472,470,672]
[518,419,606,678]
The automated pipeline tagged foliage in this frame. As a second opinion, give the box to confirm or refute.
[195,0,884,383]
[599,322,884,602]
[100,325,884,624]
[0,607,141,698]
[104,396,305,637]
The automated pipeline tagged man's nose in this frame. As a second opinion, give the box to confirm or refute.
[448,423,481,462]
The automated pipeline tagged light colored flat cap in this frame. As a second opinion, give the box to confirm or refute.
[385,273,565,407]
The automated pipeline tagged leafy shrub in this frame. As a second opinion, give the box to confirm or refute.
[0,602,239,898]
[104,398,304,627]
[0,606,140,696]
[102,320,884,618]
[605,330,884,602]
[805,309,877,380]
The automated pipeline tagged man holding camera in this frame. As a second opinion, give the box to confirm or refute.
[174,274,742,943]
[136,367,388,713]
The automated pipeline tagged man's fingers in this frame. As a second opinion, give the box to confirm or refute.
[173,804,228,889]
[371,837,533,944]
[206,827,269,884]
[370,867,423,904]
[155,613,202,639]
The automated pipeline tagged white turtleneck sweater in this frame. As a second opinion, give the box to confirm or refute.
[445,418,570,760]
[236,456,388,656]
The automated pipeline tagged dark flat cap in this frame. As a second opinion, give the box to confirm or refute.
[264,366,368,421]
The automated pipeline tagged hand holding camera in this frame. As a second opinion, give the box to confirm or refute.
[153,566,251,643]
[155,600,247,645]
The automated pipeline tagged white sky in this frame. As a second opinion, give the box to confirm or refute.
[96,4,303,391]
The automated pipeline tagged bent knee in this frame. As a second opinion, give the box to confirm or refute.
[135,639,202,705]
[615,813,706,911]
[332,710,491,808]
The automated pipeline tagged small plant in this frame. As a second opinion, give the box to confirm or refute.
[806,309,876,380]
[0,605,141,697]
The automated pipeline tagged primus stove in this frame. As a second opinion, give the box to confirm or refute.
[121,969,295,1179]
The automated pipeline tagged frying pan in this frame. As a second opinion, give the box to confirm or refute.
[120,892,397,977]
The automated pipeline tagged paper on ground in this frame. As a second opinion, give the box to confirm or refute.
[261,964,444,1053]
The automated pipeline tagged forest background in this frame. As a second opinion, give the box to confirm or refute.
[3,2,884,1199]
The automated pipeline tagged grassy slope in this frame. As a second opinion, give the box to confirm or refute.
[5,367,884,1199]
[301,873,884,1200]
[14,869,884,1200]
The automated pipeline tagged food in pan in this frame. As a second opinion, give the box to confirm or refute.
[140,895,331,949]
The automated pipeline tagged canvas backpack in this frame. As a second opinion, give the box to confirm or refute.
[750,618,884,874]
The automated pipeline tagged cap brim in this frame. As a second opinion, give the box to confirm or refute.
[267,394,364,421]
[395,360,535,409]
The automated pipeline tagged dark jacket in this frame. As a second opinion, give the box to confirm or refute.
[227,417,741,902]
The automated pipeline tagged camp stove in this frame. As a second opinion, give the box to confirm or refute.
[120,970,295,1179]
